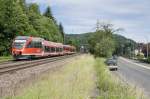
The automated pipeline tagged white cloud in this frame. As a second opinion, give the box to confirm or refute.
[26,0,150,42]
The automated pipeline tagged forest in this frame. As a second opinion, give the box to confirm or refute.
[0,0,64,56]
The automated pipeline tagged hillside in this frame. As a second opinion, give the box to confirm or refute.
[66,33,136,46]
[66,33,137,56]
[66,33,92,45]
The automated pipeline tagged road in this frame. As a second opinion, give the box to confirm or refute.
[116,57,150,97]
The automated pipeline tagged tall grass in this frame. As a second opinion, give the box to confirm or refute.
[5,55,96,99]
[0,56,12,62]
[95,58,144,99]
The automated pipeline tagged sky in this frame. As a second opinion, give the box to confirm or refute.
[26,0,150,42]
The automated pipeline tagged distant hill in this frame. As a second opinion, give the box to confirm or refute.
[66,33,136,45]
[66,33,137,55]
[66,33,92,45]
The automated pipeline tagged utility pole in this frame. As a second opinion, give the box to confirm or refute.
[147,43,149,59]
[133,42,135,58]
[145,37,149,59]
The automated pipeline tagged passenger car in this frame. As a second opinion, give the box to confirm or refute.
[106,58,118,71]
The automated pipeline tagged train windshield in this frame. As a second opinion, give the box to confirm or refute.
[13,40,26,49]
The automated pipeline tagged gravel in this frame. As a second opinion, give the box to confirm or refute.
[0,56,78,97]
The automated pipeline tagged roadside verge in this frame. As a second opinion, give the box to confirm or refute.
[95,58,145,99]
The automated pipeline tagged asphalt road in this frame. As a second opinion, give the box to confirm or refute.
[116,57,150,97]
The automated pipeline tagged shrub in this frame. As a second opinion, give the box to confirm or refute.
[137,53,145,61]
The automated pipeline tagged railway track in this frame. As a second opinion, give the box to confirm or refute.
[0,54,79,75]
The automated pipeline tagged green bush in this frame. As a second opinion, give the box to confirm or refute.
[146,57,150,63]
[137,53,145,61]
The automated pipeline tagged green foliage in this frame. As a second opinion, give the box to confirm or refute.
[0,0,64,56]
[0,0,33,55]
[137,53,145,61]
[89,27,115,57]
[114,34,137,57]
[65,37,80,51]
[66,33,92,51]
[145,57,150,63]
[66,32,136,57]
[0,56,12,62]
[59,23,64,43]
[43,6,56,24]
[94,37,115,57]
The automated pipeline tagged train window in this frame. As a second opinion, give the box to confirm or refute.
[44,46,50,52]
[36,42,42,48]
[63,47,67,51]
[26,41,42,48]
[51,47,56,53]
[26,42,33,48]
[34,42,42,48]
[56,48,59,52]
[60,48,63,52]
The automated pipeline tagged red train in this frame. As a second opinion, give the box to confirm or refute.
[11,36,76,60]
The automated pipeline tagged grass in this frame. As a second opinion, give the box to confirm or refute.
[3,55,145,99]
[5,55,96,99]
[0,56,12,62]
[95,58,145,99]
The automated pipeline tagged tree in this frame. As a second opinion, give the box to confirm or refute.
[0,0,35,55]
[19,0,27,12]
[113,34,137,57]
[3,0,35,37]
[59,23,65,43]
[43,6,57,24]
[0,1,64,56]
[94,38,115,57]
[88,22,116,57]
[27,3,63,42]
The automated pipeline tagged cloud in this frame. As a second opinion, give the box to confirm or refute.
[26,0,150,42]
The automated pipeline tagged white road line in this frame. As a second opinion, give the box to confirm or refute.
[120,57,150,70]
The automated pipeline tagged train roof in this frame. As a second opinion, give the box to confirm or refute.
[32,37,44,42]
[43,40,63,47]
[15,36,44,41]
[15,36,30,40]
[63,45,76,49]
[63,45,71,47]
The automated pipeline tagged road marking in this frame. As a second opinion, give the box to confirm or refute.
[120,57,150,70]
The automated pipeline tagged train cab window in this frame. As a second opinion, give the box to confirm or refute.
[13,40,26,49]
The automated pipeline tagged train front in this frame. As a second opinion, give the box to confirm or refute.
[12,36,29,60]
